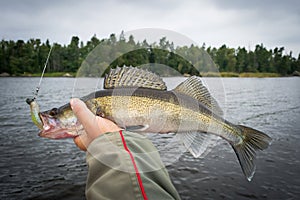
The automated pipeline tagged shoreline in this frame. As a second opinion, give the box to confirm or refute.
[201,72,283,78]
[0,72,76,78]
[0,72,298,78]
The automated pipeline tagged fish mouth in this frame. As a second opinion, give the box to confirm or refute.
[38,113,78,139]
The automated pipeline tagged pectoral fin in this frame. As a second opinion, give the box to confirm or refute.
[126,124,149,132]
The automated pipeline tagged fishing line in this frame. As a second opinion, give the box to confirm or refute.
[26,46,53,105]
[34,46,53,100]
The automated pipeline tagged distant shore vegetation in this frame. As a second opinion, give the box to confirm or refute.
[1,32,299,77]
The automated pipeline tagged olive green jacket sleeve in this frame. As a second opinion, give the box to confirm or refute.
[85,130,181,200]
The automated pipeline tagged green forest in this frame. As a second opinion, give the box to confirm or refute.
[1,33,299,77]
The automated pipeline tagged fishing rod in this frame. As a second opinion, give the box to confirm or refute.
[26,46,53,104]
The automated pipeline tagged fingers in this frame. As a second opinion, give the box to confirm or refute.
[73,135,87,151]
[97,117,122,133]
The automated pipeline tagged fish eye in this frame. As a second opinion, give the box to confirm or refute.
[49,108,58,116]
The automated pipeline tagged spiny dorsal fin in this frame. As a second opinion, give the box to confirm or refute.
[104,66,167,90]
[172,76,223,116]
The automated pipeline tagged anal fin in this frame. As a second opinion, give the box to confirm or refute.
[178,131,220,158]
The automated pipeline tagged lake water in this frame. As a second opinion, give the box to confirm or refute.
[0,77,299,200]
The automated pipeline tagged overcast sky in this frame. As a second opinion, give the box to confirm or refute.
[1,0,299,56]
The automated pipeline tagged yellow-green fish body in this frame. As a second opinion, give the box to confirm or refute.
[29,67,271,181]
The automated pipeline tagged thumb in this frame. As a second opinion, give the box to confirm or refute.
[70,98,98,151]
[70,98,121,151]
[70,98,99,135]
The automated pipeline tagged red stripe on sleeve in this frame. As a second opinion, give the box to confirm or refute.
[119,130,148,200]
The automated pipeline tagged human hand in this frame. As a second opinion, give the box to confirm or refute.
[70,98,121,151]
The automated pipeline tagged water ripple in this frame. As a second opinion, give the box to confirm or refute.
[1,77,300,199]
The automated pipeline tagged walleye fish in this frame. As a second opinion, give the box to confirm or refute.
[28,66,271,181]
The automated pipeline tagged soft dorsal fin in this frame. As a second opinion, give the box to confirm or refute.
[172,76,223,116]
[104,66,167,90]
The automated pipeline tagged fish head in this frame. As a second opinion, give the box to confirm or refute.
[38,104,83,139]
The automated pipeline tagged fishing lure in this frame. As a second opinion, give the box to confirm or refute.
[26,46,53,129]
[26,98,43,129]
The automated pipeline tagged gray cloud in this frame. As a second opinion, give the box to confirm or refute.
[210,0,300,12]
[0,0,299,55]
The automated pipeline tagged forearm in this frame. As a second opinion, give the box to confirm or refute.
[85,131,181,200]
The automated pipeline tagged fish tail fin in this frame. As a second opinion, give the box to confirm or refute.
[232,125,272,181]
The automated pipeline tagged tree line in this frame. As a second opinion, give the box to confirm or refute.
[1,33,299,76]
